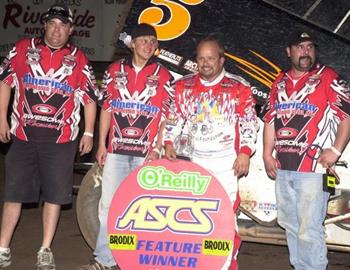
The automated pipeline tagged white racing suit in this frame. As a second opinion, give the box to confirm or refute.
[164,69,259,270]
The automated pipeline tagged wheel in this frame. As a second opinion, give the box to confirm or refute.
[76,162,102,249]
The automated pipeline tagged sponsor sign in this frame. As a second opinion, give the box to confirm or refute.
[119,0,350,106]
[107,159,236,270]
[118,1,350,223]
[0,0,132,61]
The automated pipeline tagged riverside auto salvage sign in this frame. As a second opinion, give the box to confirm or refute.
[107,159,236,269]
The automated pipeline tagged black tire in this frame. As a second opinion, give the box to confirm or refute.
[76,162,102,249]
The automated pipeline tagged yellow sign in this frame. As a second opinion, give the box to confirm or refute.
[109,234,137,250]
[202,239,232,256]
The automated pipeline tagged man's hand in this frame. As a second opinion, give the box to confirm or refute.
[164,144,177,161]
[0,120,11,143]
[318,148,339,168]
[96,145,108,168]
[233,153,250,178]
[79,135,93,156]
[263,154,280,179]
[145,149,160,163]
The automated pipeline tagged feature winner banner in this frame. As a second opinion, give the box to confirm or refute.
[0,0,133,61]
[107,159,236,270]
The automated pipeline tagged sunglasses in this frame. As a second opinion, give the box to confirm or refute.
[46,7,72,21]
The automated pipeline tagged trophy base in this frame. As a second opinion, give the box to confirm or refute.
[176,155,191,161]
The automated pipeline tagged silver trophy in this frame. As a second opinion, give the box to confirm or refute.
[174,133,194,160]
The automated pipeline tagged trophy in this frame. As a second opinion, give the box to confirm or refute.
[174,132,194,161]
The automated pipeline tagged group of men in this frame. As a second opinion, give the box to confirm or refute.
[0,3,349,270]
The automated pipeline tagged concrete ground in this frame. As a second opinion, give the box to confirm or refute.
[0,153,349,269]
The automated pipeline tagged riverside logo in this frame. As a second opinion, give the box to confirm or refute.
[23,74,73,95]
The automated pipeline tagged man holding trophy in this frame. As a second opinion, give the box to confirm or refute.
[163,36,259,270]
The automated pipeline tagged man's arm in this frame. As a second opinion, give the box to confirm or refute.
[233,85,258,177]
[263,122,279,179]
[0,81,11,143]
[95,108,111,167]
[145,120,166,162]
[163,81,181,161]
[79,101,96,155]
[163,116,179,161]
[318,116,350,168]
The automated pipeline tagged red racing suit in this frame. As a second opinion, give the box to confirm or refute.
[164,69,258,270]
[100,57,174,157]
[0,37,99,143]
[261,64,350,172]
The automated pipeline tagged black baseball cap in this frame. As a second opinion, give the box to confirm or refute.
[288,30,315,46]
[43,4,73,24]
[131,23,157,40]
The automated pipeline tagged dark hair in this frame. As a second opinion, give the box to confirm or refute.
[131,23,157,40]
[197,36,225,57]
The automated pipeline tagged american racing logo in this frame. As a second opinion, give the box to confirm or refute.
[274,101,317,118]
[23,74,73,96]
[111,99,160,117]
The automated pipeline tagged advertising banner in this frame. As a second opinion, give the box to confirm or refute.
[114,0,350,225]
[117,0,350,106]
[107,159,236,270]
[0,0,132,61]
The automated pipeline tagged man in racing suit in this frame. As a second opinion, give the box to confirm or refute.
[164,37,258,270]
[262,30,350,270]
[0,4,99,269]
[79,23,174,270]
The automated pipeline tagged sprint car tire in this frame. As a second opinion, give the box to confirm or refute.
[76,162,102,249]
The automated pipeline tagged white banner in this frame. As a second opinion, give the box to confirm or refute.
[0,0,133,61]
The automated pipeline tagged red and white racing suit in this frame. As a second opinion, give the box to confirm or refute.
[261,64,350,172]
[100,57,174,157]
[0,37,99,143]
[164,69,258,270]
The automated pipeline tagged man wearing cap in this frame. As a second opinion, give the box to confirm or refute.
[0,3,99,270]
[79,23,173,270]
[262,30,350,269]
